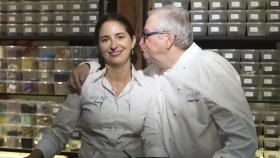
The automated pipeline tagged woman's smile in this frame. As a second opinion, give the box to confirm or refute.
[109,50,122,56]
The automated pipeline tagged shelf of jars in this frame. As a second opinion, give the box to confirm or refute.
[0,98,80,158]
[0,45,99,96]
[0,36,95,41]
[0,0,102,156]
[0,150,74,158]
[0,36,96,47]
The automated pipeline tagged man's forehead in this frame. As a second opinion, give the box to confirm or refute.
[144,15,156,30]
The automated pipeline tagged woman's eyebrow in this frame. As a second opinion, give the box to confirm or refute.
[99,32,126,39]
[115,32,126,36]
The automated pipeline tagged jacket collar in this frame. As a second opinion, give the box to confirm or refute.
[164,42,201,72]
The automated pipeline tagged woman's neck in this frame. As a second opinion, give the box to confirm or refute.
[105,64,132,96]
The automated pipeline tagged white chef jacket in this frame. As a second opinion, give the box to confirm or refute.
[36,66,168,158]
[144,43,258,158]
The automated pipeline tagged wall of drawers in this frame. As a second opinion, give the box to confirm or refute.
[153,0,280,37]
[0,0,100,36]
[206,49,280,101]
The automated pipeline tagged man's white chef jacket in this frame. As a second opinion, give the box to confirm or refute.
[143,42,258,158]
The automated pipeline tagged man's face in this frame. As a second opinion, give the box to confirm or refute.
[139,14,167,63]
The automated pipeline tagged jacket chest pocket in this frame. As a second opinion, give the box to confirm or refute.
[81,102,102,127]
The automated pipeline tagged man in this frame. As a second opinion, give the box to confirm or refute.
[70,5,257,158]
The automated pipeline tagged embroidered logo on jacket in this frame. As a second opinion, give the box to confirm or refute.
[185,91,200,102]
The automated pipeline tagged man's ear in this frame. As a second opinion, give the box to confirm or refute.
[166,32,175,50]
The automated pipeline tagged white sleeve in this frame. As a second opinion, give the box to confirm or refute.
[79,60,100,74]
[208,71,258,158]
[142,99,168,157]
[36,93,81,158]
[210,107,257,158]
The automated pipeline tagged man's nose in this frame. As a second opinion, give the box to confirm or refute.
[139,37,144,47]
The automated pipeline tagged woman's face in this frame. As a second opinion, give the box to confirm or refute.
[98,20,136,68]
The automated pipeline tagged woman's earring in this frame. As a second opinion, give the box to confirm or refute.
[131,49,135,55]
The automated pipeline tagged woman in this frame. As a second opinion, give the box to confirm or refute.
[27,13,167,158]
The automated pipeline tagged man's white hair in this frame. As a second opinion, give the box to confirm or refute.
[149,5,193,50]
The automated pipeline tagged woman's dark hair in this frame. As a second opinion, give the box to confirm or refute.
[94,13,137,70]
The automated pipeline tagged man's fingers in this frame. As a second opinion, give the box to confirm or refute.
[68,63,90,94]
[68,74,77,93]
[73,71,82,92]
[80,72,89,84]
